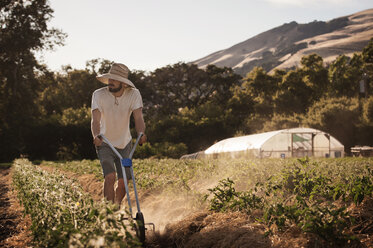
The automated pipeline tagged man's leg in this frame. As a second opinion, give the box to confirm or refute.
[115,178,126,205]
[104,172,116,202]
[97,144,117,203]
[114,141,133,206]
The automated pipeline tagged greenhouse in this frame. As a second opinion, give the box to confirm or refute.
[202,127,344,159]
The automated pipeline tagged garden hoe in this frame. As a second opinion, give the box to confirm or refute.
[98,133,155,245]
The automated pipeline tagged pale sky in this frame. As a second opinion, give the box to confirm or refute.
[39,0,372,73]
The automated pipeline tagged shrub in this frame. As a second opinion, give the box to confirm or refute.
[304,97,360,149]
[134,142,188,159]
[362,96,373,124]
[60,105,91,126]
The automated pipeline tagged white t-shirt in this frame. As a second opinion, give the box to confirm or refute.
[91,87,143,149]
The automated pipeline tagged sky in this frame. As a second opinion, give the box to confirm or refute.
[39,0,372,73]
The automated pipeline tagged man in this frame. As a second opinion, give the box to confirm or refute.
[91,63,146,205]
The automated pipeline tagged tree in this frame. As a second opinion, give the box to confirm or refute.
[304,97,360,150]
[300,54,329,101]
[328,55,360,97]
[205,65,242,104]
[227,82,255,132]
[361,38,373,93]
[240,67,277,116]
[259,113,303,133]
[145,63,241,117]
[85,58,113,75]
[39,68,99,115]
[0,0,66,161]
[0,0,66,124]
[128,69,154,118]
[148,101,229,153]
[362,38,373,64]
[362,96,373,125]
[274,69,311,114]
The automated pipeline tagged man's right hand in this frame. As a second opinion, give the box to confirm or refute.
[93,136,103,146]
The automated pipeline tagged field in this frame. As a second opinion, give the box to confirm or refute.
[2,157,373,247]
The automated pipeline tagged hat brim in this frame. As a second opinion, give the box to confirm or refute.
[96,73,136,88]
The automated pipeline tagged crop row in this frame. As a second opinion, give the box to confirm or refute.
[12,159,141,248]
[38,158,292,191]
[205,157,373,247]
[38,157,373,191]
[33,157,373,246]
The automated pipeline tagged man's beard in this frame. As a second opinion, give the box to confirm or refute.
[108,83,122,93]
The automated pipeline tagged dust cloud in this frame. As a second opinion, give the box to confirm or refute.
[134,165,233,233]
[139,191,199,232]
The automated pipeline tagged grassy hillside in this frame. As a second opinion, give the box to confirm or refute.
[193,8,373,76]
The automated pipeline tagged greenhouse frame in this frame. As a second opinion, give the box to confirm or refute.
[202,127,344,159]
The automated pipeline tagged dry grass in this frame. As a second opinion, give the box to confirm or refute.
[146,211,271,248]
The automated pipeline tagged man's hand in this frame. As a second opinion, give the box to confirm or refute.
[93,136,103,147]
[139,133,147,145]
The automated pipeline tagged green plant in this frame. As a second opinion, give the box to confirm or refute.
[206,178,237,212]
[206,178,263,214]
[13,159,141,247]
[205,158,373,246]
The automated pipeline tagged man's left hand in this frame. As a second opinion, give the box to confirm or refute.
[139,133,147,145]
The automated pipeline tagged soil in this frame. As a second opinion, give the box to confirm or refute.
[3,164,373,248]
[0,166,32,248]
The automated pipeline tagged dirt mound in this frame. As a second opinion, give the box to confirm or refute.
[146,208,373,248]
[146,211,271,248]
[0,166,32,248]
[139,189,199,232]
[350,197,373,246]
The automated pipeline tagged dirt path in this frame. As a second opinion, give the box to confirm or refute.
[0,166,31,248]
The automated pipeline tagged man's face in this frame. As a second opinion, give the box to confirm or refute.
[108,79,123,93]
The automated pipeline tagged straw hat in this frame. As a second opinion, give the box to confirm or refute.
[96,63,135,88]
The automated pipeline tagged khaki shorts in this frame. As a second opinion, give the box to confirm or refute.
[96,141,133,180]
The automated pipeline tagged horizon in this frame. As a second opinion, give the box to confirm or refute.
[39,0,372,72]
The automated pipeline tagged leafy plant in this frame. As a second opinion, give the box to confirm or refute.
[13,159,141,247]
[206,178,237,212]
[206,178,263,214]
[205,158,373,246]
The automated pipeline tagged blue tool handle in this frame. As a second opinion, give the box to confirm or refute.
[97,134,123,159]
[121,158,132,167]
[129,132,143,159]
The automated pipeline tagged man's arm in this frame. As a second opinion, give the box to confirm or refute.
[91,109,102,146]
[133,107,147,144]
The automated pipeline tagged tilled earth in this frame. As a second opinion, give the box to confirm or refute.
[2,164,373,248]
[0,166,31,248]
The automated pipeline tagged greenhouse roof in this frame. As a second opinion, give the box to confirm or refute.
[204,127,342,154]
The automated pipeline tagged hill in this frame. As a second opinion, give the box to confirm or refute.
[192,8,373,76]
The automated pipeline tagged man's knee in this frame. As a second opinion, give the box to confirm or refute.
[101,157,113,168]
[117,178,125,187]
[105,172,116,184]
